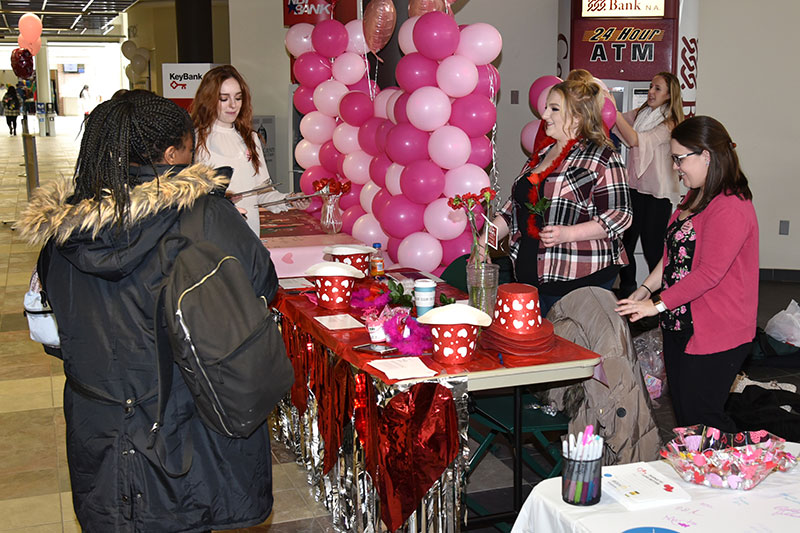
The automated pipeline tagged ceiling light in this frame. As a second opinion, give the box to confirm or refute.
[70,14,82,30]
[83,1,95,11]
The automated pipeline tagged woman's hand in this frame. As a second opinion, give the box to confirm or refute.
[539,225,571,247]
[615,297,658,322]
[287,192,311,210]
[627,286,651,302]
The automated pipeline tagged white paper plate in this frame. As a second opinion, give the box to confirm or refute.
[305,261,366,278]
[322,244,375,256]
[416,303,492,327]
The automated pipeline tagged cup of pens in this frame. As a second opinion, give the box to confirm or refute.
[561,426,603,506]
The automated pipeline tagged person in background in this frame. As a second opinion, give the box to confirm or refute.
[2,86,20,135]
[613,72,684,295]
[489,79,632,316]
[616,116,757,433]
[16,90,278,531]
[192,65,306,236]
[79,84,93,116]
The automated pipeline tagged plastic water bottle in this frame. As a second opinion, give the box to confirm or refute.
[370,243,385,278]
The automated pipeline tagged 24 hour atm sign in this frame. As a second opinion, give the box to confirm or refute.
[572,19,674,80]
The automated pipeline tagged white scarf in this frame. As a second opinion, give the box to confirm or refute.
[633,104,668,133]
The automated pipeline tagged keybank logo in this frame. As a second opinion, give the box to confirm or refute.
[168,72,203,82]
[288,0,331,15]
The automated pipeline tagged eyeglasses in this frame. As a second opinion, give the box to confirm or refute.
[671,151,701,167]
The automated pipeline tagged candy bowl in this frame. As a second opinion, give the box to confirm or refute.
[305,262,365,310]
[417,303,491,365]
[323,245,375,276]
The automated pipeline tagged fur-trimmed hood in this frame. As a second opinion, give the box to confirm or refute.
[15,164,229,280]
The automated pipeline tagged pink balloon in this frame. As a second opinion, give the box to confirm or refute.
[372,188,393,220]
[19,13,43,40]
[293,85,317,114]
[342,150,373,184]
[437,55,479,98]
[396,53,439,93]
[440,229,474,266]
[340,183,363,210]
[398,16,419,55]
[468,135,493,168]
[293,52,332,88]
[359,182,382,213]
[472,64,501,100]
[373,88,399,119]
[449,94,497,137]
[385,123,430,165]
[313,80,349,117]
[397,232,443,271]
[423,198,468,240]
[376,119,394,153]
[319,140,343,174]
[332,123,362,154]
[285,23,315,57]
[413,11,460,61]
[386,237,402,263]
[443,164,490,198]
[312,19,349,58]
[295,139,321,169]
[602,96,617,130]
[428,125,470,169]
[393,93,411,123]
[379,196,426,239]
[400,160,445,204]
[406,86,451,132]
[342,205,366,234]
[339,91,374,127]
[385,162,405,195]
[25,37,42,56]
[358,117,384,156]
[529,75,562,118]
[352,213,389,249]
[456,23,502,66]
[348,75,378,95]
[332,52,367,85]
[306,196,323,213]
[520,119,540,154]
[386,90,404,124]
[300,111,337,144]
[345,19,369,55]
[299,166,333,195]
[369,153,392,187]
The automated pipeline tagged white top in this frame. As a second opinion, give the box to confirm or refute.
[194,121,287,236]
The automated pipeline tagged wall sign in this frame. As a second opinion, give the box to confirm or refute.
[162,63,213,110]
[581,0,665,18]
[284,0,334,26]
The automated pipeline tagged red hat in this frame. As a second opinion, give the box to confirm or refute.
[487,283,553,341]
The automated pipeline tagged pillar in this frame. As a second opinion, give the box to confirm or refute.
[176,0,214,63]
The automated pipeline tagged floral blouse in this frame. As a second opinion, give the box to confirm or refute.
[660,212,697,331]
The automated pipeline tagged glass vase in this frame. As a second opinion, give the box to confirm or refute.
[466,240,500,316]
[320,194,343,234]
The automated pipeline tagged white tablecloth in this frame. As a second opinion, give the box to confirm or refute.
[512,443,800,533]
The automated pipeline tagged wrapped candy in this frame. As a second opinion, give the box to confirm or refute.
[661,425,796,490]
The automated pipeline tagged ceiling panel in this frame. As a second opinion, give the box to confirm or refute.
[1,0,137,35]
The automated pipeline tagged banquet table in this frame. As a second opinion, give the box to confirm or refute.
[272,288,601,532]
[511,442,800,533]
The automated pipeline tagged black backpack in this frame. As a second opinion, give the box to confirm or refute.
[152,196,294,441]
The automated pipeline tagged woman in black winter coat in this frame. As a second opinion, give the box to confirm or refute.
[16,90,279,532]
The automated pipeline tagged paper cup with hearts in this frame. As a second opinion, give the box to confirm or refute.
[418,303,492,365]
[322,244,375,276]
[305,262,365,310]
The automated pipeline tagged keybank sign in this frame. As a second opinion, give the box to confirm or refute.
[162,63,213,99]
[288,0,331,16]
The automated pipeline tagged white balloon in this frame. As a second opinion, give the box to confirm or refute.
[121,40,137,60]
[125,64,137,82]
[131,55,147,74]
[135,47,150,60]
[385,163,405,195]
[345,19,369,55]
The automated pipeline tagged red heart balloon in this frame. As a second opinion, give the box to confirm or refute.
[11,48,34,79]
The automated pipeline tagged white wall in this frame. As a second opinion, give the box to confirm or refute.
[696,0,799,270]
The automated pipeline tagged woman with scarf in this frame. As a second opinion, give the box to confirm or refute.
[614,72,684,296]
[490,79,632,317]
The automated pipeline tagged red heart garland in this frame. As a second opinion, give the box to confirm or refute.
[11,48,34,79]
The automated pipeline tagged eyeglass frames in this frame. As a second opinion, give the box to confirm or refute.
[671,151,701,167]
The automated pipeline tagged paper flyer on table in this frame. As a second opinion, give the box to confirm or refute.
[313,314,364,330]
[603,462,691,510]
[279,277,314,290]
[367,357,438,380]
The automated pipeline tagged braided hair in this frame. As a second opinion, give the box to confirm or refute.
[71,89,194,225]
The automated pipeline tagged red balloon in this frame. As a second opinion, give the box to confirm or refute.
[372,188,393,220]
[379,196,426,239]
[311,19,349,58]
[10,48,34,79]
[472,64,500,99]
[375,119,394,153]
[385,123,430,165]
[319,140,343,174]
[339,91,374,127]
[342,205,367,234]
[449,94,497,137]
[340,185,364,211]
[440,229,474,266]
[369,153,392,188]
[400,160,445,204]
[393,92,411,124]
[292,52,332,88]
[467,135,493,168]
[300,166,333,195]
[395,53,439,93]
[348,75,378,95]
[293,85,317,114]
[413,11,460,60]
[358,116,384,156]
[386,237,402,263]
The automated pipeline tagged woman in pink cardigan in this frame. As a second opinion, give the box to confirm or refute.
[616,116,757,432]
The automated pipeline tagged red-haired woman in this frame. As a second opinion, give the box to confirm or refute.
[192,65,291,236]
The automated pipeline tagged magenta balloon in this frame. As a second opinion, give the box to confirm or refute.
[412,11,460,60]
[468,135,493,168]
[443,163,490,198]
[385,123,430,165]
[396,53,439,93]
[359,181,381,213]
[379,196,426,239]
[437,55,479,98]
[293,85,317,114]
[440,229,474,266]
[406,86,452,132]
[342,205,366,234]
[313,79,349,117]
[472,64,500,99]
[352,213,389,248]
[393,92,410,123]
[319,140,343,173]
[386,237,402,263]
[400,160,445,204]
[299,166,333,195]
[602,96,616,129]
[332,52,367,85]
[369,153,392,187]
[285,22,315,57]
[423,197,468,240]
[385,162,405,195]
[455,23,503,65]
[295,139,321,169]
[397,232,443,271]
[372,188,393,219]
[293,52,332,88]
[398,16,419,55]
[339,91,374,127]
[311,19,349,58]
[373,88,398,119]
[358,117,383,156]
[300,111,337,144]
[332,123,362,154]
[340,183,363,211]
[449,94,497,137]
[375,120,393,153]
[306,196,323,213]
[520,119,540,153]
[529,75,562,117]
[342,150,373,184]
[348,75,378,95]
[428,125,470,170]
[345,19,369,55]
